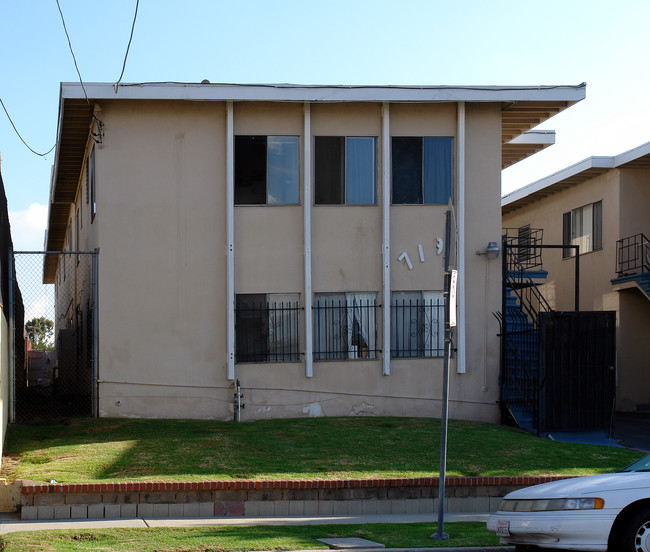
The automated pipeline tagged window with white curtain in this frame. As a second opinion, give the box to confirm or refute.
[562,200,602,258]
[235,136,300,205]
[313,292,378,360]
[314,136,376,205]
[391,291,444,358]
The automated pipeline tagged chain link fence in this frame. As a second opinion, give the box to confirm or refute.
[11,251,97,423]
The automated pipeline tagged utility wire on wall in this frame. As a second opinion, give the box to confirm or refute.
[114,0,140,90]
[0,97,56,157]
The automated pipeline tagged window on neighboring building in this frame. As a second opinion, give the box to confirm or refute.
[391,291,444,358]
[235,293,301,362]
[313,292,378,360]
[314,136,376,205]
[392,137,452,205]
[89,146,96,220]
[562,200,602,258]
[235,136,300,205]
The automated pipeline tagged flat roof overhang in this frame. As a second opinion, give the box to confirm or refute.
[44,82,586,282]
[502,140,650,215]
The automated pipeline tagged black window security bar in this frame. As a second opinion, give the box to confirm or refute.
[616,233,650,275]
[235,301,302,363]
[502,227,544,270]
[391,299,444,358]
[313,298,379,360]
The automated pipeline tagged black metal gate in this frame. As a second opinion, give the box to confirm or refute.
[538,311,616,433]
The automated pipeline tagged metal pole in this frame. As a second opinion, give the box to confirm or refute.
[92,249,99,417]
[8,247,15,424]
[574,245,580,312]
[433,285,451,540]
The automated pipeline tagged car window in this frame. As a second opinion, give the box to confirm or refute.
[620,454,650,472]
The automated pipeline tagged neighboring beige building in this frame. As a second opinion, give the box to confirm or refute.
[43,82,585,422]
[502,141,650,412]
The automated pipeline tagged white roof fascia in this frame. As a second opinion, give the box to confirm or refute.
[612,140,650,167]
[502,139,650,207]
[508,130,555,145]
[502,156,614,206]
[60,82,586,104]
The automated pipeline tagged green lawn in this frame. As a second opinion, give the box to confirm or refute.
[0,522,498,551]
[1,417,640,483]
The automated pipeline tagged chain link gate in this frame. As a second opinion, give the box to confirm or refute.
[9,249,98,423]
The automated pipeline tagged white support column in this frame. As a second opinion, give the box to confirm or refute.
[382,102,391,376]
[226,102,235,380]
[457,102,466,374]
[303,102,314,378]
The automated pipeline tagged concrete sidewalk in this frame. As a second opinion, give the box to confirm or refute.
[0,512,509,552]
[0,511,490,534]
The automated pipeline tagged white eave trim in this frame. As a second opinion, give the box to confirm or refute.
[61,82,587,104]
[502,156,614,206]
[507,130,555,146]
[613,140,650,166]
[502,138,650,207]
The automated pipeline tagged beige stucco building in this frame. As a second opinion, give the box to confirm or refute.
[502,141,650,412]
[43,82,585,422]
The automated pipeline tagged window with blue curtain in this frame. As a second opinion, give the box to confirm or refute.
[315,136,376,205]
[392,137,452,205]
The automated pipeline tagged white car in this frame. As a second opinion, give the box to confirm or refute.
[486,454,650,551]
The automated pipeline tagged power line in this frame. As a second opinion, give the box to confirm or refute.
[55,0,89,103]
[115,0,140,88]
[0,97,56,157]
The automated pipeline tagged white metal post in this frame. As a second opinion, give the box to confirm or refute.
[303,102,314,377]
[456,102,466,374]
[226,102,235,380]
[382,102,391,376]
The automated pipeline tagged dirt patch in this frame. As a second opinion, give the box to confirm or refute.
[0,453,20,481]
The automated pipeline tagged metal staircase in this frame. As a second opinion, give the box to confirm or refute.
[497,229,551,434]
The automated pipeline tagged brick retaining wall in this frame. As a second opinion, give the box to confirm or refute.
[19,476,572,520]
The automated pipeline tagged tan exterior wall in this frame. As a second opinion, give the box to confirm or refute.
[503,167,650,411]
[94,100,229,417]
[54,99,503,422]
[503,170,621,312]
[619,167,650,238]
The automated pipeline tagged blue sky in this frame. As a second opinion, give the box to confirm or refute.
[2,0,650,250]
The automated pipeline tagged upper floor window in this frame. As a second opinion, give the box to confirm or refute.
[235,136,300,205]
[562,200,602,258]
[314,136,376,205]
[392,137,452,205]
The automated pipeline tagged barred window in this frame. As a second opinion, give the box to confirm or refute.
[235,293,301,363]
[391,291,444,358]
[313,292,378,360]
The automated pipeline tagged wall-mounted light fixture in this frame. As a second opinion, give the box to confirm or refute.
[476,241,500,259]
